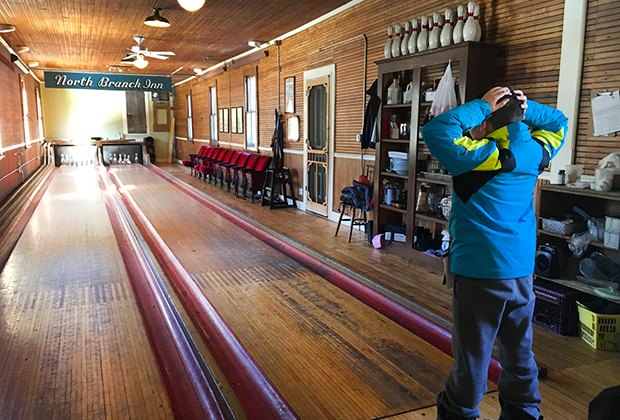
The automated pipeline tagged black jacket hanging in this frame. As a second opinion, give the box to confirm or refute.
[360,79,380,149]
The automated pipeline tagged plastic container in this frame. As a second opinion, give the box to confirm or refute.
[540,217,586,235]
[577,301,620,351]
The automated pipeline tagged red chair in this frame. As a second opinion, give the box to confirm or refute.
[191,146,214,176]
[242,155,272,202]
[196,147,226,180]
[207,149,234,183]
[220,152,250,191]
[193,147,217,178]
[233,154,260,197]
[182,145,208,172]
[214,151,241,187]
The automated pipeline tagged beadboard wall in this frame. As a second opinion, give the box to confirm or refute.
[0,48,43,202]
[173,0,613,207]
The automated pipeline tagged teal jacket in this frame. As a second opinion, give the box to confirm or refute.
[422,99,568,279]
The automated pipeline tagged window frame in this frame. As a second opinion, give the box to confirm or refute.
[244,74,258,150]
[186,92,194,142]
[209,86,217,144]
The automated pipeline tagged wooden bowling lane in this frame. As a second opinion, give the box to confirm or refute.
[113,165,458,419]
[0,166,173,419]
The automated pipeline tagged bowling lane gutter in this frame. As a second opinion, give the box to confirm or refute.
[148,164,503,384]
[106,167,298,420]
[96,168,226,420]
[0,165,56,272]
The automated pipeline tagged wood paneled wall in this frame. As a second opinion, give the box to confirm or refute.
[575,0,620,172]
[173,0,572,201]
[0,47,43,202]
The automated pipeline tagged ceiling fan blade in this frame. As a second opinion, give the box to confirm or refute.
[121,53,137,62]
[145,53,170,60]
[147,51,175,56]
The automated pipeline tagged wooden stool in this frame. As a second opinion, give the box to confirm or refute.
[335,200,368,242]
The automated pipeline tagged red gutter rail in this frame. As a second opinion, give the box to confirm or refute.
[149,164,503,384]
[97,169,225,420]
[107,168,297,420]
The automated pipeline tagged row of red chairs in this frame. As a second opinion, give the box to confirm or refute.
[183,145,272,201]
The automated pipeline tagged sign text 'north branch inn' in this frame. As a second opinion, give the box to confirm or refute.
[44,71,172,93]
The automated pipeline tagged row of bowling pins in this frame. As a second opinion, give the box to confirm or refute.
[109,153,139,164]
[384,1,482,59]
[59,154,97,166]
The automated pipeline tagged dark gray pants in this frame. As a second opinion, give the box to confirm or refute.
[438,275,541,419]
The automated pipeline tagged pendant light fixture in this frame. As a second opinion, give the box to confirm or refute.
[178,0,205,12]
[133,54,149,69]
[144,8,170,27]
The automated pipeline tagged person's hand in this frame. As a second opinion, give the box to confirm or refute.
[481,86,511,112]
[513,89,528,115]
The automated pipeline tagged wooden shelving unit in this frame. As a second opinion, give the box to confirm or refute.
[372,42,499,272]
[537,184,620,302]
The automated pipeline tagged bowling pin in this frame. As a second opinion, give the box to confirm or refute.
[473,4,482,41]
[391,23,402,58]
[463,1,477,42]
[417,16,429,52]
[440,9,453,47]
[408,18,418,54]
[384,26,393,59]
[428,13,441,50]
[401,21,411,56]
[453,4,465,44]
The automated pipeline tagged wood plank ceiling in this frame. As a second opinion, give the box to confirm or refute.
[0,0,351,82]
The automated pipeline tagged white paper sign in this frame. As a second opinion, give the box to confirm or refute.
[591,91,620,136]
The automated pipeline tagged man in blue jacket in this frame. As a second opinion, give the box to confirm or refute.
[422,87,568,420]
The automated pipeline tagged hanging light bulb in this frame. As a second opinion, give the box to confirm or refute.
[133,54,149,69]
[178,0,205,12]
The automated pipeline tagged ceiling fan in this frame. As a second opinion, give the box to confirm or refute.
[121,36,175,67]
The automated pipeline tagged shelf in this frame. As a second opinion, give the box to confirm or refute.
[380,138,409,144]
[379,203,407,214]
[383,103,412,109]
[417,175,452,186]
[536,275,620,303]
[538,229,620,253]
[420,101,433,107]
[541,184,620,202]
[416,213,448,224]
[380,171,409,180]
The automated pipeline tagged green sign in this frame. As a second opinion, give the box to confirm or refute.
[44,71,172,93]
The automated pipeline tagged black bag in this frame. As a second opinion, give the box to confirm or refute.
[535,243,559,278]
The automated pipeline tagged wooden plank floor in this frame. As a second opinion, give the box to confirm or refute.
[0,166,173,419]
[159,163,620,419]
[113,165,471,419]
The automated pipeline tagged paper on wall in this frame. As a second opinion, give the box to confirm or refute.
[591,91,620,136]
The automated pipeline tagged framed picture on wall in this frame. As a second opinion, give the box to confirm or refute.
[222,108,229,133]
[285,76,295,113]
[218,108,224,132]
[236,106,243,134]
[231,107,238,133]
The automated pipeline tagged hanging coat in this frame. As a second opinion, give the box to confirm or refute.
[360,79,381,149]
[271,109,284,169]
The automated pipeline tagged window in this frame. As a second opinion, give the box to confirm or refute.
[20,76,31,147]
[186,92,194,141]
[125,91,147,134]
[245,75,257,149]
[209,86,217,143]
[35,86,43,139]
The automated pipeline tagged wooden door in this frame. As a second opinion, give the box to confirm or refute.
[305,75,330,216]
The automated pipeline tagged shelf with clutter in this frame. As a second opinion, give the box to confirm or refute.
[373,37,499,272]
